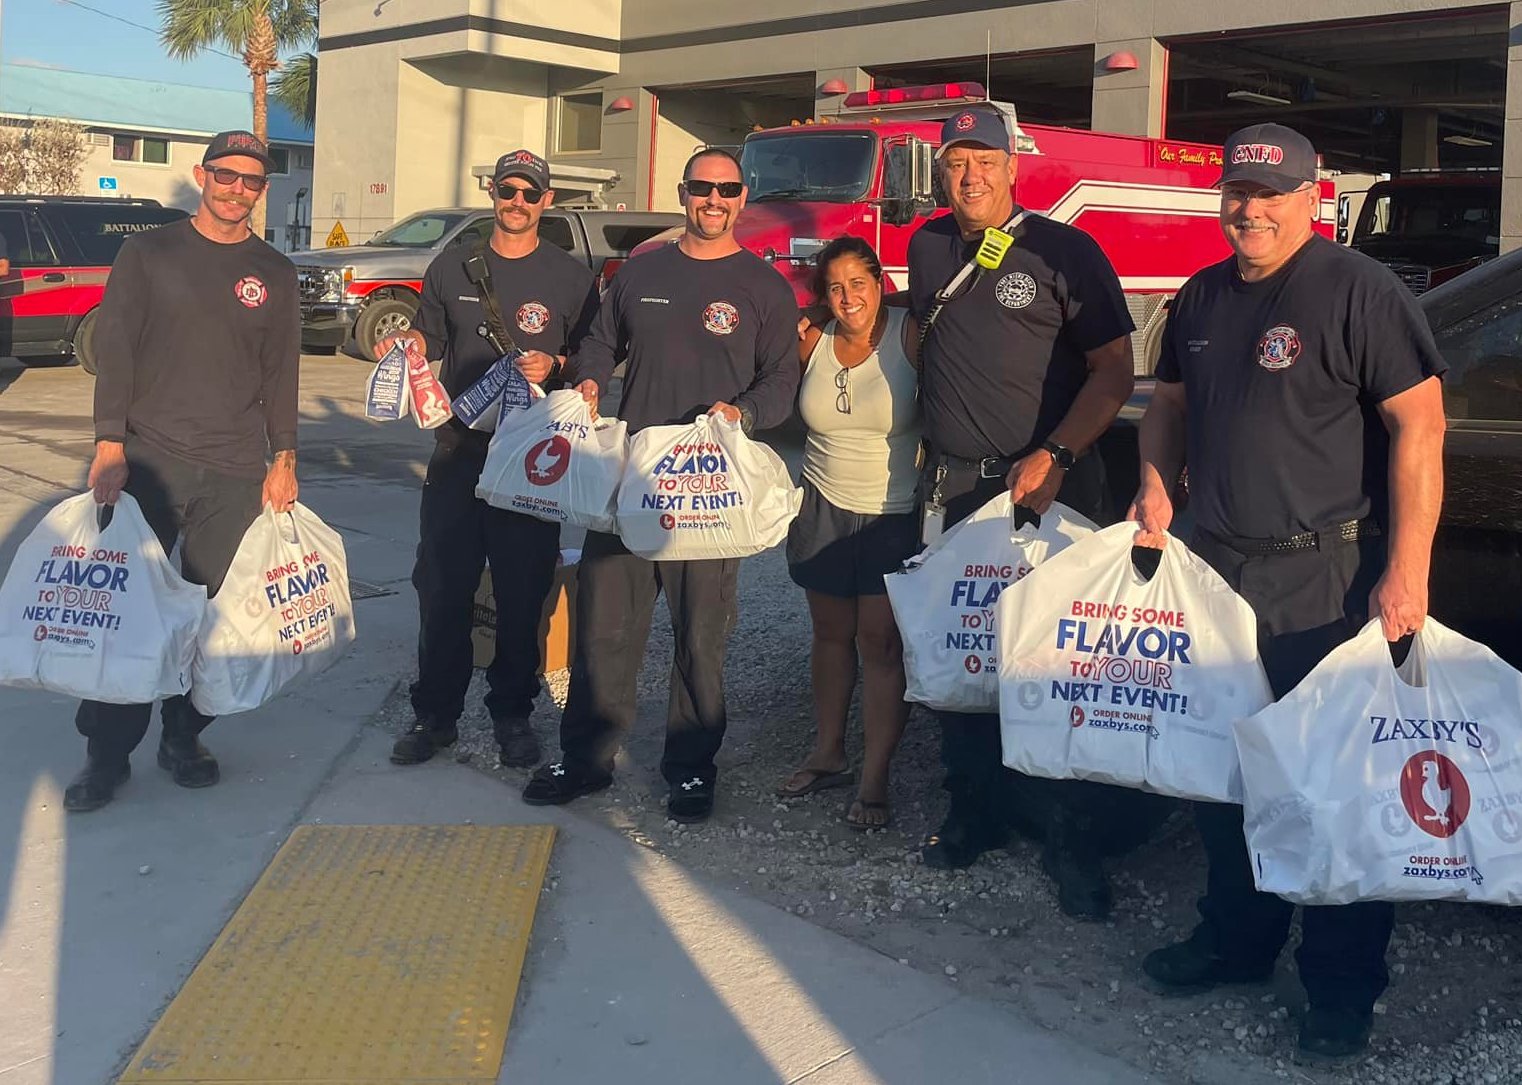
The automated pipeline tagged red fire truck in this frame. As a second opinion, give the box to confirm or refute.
[633,82,1336,374]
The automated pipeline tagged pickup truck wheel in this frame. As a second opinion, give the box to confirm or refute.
[354,297,417,360]
[74,308,100,376]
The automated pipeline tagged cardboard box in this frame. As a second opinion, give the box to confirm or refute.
[471,557,578,673]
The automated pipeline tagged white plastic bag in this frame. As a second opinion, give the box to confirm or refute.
[885,495,1097,712]
[476,389,628,533]
[0,492,205,703]
[616,414,801,560]
[190,503,357,716]
[997,523,1272,802]
[1238,619,1522,905]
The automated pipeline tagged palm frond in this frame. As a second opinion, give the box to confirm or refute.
[271,52,316,129]
[157,0,258,60]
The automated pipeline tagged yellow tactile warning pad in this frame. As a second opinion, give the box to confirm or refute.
[118,824,556,1084]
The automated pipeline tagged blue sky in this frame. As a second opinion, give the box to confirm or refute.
[1,0,295,90]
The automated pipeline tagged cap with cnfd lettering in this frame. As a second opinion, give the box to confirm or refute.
[203,130,276,172]
[1217,123,1317,193]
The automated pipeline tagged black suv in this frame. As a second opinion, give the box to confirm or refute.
[0,196,188,373]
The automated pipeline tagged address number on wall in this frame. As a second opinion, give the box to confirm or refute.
[369,182,388,195]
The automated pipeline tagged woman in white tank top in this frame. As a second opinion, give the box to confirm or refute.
[778,237,921,830]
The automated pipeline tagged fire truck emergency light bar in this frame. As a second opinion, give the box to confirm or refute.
[842,83,987,108]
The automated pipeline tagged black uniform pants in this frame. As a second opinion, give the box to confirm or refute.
[558,530,739,787]
[410,429,560,726]
[1190,530,1394,1014]
[931,453,1168,857]
[75,437,263,761]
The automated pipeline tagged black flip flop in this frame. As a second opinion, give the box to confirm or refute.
[776,767,854,798]
[844,799,892,831]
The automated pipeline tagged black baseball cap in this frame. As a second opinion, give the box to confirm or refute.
[937,109,1011,157]
[492,149,551,190]
[203,130,276,172]
[1217,123,1318,192]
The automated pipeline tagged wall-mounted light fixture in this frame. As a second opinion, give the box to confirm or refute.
[818,78,851,96]
[1100,51,1138,72]
[608,96,635,113]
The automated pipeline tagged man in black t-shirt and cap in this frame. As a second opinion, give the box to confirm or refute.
[908,107,1142,918]
[521,147,798,824]
[378,149,598,771]
[1131,123,1446,1059]
[67,130,299,811]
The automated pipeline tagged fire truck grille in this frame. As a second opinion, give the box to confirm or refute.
[1378,261,1432,296]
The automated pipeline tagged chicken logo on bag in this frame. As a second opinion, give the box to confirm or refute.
[1070,705,1086,728]
[524,436,572,486]
[1400,752,1471,839]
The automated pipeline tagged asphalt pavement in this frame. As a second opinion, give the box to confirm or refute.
[0,354,1151,1084]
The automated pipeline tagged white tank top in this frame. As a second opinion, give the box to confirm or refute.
[798,307,921,515]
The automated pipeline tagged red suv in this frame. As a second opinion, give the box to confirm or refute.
[0,196,188,374]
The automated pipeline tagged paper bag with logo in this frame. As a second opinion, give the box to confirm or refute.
[388,341,451,429]
[0,492,206,703]
[997,523,1272,802]
[885,495,1097,712]
[453,352,534,433]
[615,413,801,560]
[475,389,628,534]
[365,345,410,421]
[1237,619,1522,905]
[190,503,357,716]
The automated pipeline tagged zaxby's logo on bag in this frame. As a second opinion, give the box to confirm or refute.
[1399,751,1471,839]
[517,302,549,335]
[703,301,739,336]
[1070,705,1086,728]
[524,436,572,486]
[1256,324,1301,371]
[235,276,267,308]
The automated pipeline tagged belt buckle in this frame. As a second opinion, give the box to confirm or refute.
[978,457,1004,479]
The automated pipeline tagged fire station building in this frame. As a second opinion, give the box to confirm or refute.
[311,0,1521,251]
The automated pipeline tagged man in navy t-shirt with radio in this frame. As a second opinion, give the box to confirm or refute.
[1131,123,1447,1059]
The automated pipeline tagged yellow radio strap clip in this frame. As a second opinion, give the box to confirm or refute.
[975,226,1015,269]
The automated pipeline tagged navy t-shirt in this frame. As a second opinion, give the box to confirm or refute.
[1156,235,1447,540]
[908,211,1134,460]
[412,240,598,399]
[569,243,799,433]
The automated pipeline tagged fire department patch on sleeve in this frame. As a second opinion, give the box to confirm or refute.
[516,301,550,334]
[1256,324,1301,370]
[235,276,268,308]
[703,301,739,336]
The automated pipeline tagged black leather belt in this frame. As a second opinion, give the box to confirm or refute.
[1207,519,1381,556]
[934,451,1019,479]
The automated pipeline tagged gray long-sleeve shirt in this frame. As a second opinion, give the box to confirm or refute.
[93,219,299,478]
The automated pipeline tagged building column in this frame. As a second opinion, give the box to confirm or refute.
[815,67,871,117]
[1504,2,1522,254]
[596,86,654,211]
[1400,108,1440,171]
[1091,39,1167,138]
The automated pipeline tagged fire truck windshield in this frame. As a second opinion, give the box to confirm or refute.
[741,132,877,203]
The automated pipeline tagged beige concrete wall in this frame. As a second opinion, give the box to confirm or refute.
[649,94,757,212]
[1091,38,1167,138]
[312,35,402,245]
[1504,1,1522,254]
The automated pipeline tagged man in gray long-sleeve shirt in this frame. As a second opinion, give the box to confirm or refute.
[68,130,300,813]
[523,147,799,823]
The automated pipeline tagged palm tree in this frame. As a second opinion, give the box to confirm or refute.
[272,52,316,129]
[158,0,315,239]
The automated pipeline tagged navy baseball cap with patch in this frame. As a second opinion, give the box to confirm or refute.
[937,109,1011,157]
[203,130,276,172]
[1218,123,1318,192]
[493,149,551,190]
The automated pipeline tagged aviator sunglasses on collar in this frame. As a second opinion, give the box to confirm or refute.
[206,166,268,192]
[683,179,744,199]
[496,183,546,203]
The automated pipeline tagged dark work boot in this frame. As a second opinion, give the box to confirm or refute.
[389,719,459,766]
[522,760,613,806]
[157,731,220,788]
[1041,843,1112,920]
[63,756,131,812]
[1297,1006,1374,1060]
[1143,928,1275,994]
[493,716,541,769]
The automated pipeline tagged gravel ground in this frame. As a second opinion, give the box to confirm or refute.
[371,545,1522,1084]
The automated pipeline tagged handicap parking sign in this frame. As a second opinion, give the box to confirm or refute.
[98,177,118,191]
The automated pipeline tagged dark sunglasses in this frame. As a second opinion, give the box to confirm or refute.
[206,166,267,192]
[496,183,546,204]
[683,179,744,199]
